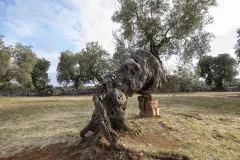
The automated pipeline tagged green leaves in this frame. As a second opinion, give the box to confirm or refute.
[235,29,240,62]
[57,42,110,88]
[1,36,51,89]
[57,50,78,86]
[112,0,217,60]
[198,54,238,90]
[13,43,37,88]
[174,64,200,92]
[79,42,110,83]
[111,32,131,70]
[31,58,51,91]
[0,36,12,83]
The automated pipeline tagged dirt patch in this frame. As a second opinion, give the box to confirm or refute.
[216,94,240,99]
[0,141,188,160]
[0,143,109,160]
[1,130,184,160]
[227,95,240,99]
[126,130,179,149]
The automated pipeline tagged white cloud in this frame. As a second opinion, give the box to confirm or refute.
[206,0,240,36]
[69,0,120,53]
[2,0,120,52]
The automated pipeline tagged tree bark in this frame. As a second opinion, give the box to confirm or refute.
[73,79,79,89]
[214,80,224,91]
[80,49,165,150]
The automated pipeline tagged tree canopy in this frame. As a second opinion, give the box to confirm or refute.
[0,36,51,90]
[112,0,217,61]
[198,53,238,90]
[57,50,82,88]
[235,29,240,62]
[111,32,131,70]
[12,43,37,88]
[79,42,110,83]
[57,42,110,88]
[174,64,200,92]
[0,35,13,83]
[31,58,51,91]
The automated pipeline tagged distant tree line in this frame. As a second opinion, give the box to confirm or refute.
[0,36,127,91]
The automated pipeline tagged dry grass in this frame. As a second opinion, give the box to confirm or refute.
[0,92,240,159]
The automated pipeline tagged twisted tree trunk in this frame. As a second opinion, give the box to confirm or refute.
[80,49,165,150]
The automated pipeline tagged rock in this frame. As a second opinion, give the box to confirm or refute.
[138,95,160,118]
[145,100,158,110]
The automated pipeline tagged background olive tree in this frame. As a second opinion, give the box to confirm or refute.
[12,43,38,88]
[31,58,51,91]
[0,35,51,90]
[57,42,110,89]
[174,64,200,92]
[198,54,238,90]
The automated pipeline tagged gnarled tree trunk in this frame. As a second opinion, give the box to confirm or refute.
[80,49,166,151]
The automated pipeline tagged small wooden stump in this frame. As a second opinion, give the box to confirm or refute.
[138,95,160,118]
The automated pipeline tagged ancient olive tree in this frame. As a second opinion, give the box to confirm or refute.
[57,42,110,88]
[198,54,238,90]
[80,50,165,155]
[112,0,216,61]
[31,58,51,91]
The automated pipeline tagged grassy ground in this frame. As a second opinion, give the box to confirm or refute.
[0,92,239,159]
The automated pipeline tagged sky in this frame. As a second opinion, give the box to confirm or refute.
[0,0,240,85]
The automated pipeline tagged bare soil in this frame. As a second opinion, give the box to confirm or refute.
[0,142,188,160]
[0,143,108,160]
[126,130,179,149]
[1,131,186,160]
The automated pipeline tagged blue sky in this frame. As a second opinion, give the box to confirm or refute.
[0,0,240,85]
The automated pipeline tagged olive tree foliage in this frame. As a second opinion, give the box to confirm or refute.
[159,64,200,92]
[31,58,51,91]
[235,29,240,62]
[57,50,83,89]
[174,64,200,92]
[112,0,216,61]
[79,42,111,83]
[198,54,238,90]
[57,42,110,88]
[0,35,14,83]
[111,32,131,70]
[0,36,51,89]
[12,43,37,88]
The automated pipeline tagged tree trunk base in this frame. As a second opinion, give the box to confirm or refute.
[80,94,125,150]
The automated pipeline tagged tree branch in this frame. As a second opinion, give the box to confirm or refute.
[130,7,152,41]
